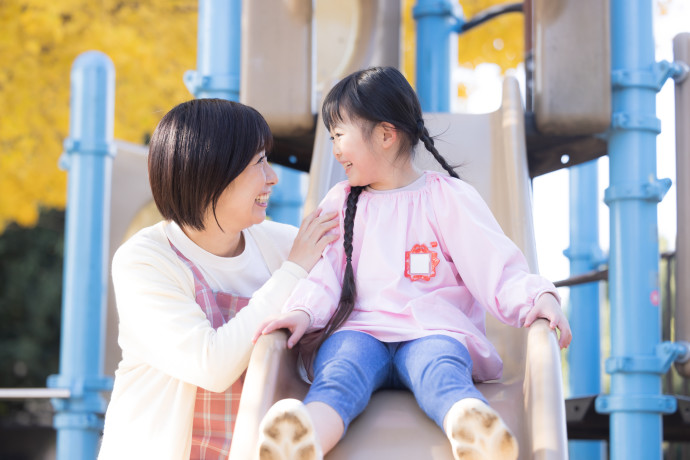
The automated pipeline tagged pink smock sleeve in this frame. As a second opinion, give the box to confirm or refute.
[433,176,560,327]
[282,182,349,330]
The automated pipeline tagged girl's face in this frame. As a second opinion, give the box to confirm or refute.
[330,119,386,189]
[208,150,278,232]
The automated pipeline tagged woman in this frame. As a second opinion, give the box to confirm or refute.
[98,99,337,459]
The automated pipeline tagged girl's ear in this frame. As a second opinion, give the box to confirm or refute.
[377,122,397,149]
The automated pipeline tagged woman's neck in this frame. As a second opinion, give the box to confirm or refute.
[181,224,245,258]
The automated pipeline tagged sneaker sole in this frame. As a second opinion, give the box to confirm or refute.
[449,406,518,460]
[258,402,320,460]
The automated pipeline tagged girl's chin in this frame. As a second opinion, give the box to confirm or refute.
[347,177,366,187]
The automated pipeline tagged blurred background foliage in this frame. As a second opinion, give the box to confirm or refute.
[0,0,197,231]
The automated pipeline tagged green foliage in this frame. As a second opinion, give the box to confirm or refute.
[0,208,64,392]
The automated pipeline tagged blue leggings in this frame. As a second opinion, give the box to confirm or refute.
[303,330,486,434]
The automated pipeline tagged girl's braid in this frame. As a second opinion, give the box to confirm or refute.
[417,121,459,179]
[297,185,365,379]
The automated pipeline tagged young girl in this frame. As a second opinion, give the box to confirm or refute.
[254,67,571,460]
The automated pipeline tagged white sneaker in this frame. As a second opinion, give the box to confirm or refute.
[445,398,518,460]
[257,398,323,460]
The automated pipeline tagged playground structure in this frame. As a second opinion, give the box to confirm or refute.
[1,0,690,459]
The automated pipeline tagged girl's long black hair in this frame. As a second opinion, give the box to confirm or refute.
[298,67,459,376]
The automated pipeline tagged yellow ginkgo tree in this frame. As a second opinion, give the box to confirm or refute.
[0,0,197,232]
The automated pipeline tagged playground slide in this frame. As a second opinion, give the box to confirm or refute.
[229,77,568,460]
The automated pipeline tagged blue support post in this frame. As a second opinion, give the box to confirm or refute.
[413,0,463,112]
[566,160,605,460]
[267,161,304,227]
[184,0,242,100]
[595,2,681,459]
[47,51,116,460]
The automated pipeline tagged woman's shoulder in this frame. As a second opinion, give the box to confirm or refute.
[113,221,178,270]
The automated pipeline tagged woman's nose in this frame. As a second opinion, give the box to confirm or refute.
[265,162,279,185]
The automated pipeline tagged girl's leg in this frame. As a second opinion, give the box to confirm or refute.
[258,330,391,459]
[393,335,517,460]
[304,401,342,454]
[304,330,391,450]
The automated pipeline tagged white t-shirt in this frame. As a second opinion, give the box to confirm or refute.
[165,221,271,296]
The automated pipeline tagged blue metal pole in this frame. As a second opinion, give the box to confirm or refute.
[267,162,303,227]
[47,51,116,460]
[595,2,678,459]
[566,160,604,460]
[184,0,242,100]
[413,0,463,112]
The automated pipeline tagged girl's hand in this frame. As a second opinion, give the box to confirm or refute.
[523,292,572,349]
[252,310,311,348]
[288,209,339,272]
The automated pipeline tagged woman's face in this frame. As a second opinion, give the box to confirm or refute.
[208,150,278,232]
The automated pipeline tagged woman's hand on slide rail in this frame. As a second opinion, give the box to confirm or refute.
[287,209,339,272]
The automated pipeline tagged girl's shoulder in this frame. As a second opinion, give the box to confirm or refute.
[319,180,351,213]
[424,170,484,202]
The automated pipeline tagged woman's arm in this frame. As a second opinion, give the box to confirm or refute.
[113,242,306,392]
[113,212,338,393]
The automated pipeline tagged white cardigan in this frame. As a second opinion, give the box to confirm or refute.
[98,220,306,460]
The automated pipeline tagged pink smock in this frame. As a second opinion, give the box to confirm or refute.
[284,171,559,382]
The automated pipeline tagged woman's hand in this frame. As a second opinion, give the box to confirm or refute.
[288,209,339,272]
[523,292,572,349]
[252,310,311,348]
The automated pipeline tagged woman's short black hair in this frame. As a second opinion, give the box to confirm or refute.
[148,98,273,230]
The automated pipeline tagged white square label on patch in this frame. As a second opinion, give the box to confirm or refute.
[409,252,432,275]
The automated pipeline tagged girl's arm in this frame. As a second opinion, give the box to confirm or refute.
[277,183,350,331]
[438,180,566,337]
[523,292,572,348]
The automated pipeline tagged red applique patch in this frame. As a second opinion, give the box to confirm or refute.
[404,243,440,281]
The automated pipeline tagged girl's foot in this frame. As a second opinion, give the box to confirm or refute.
[444,398,518,460]
[257,398,323,460]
